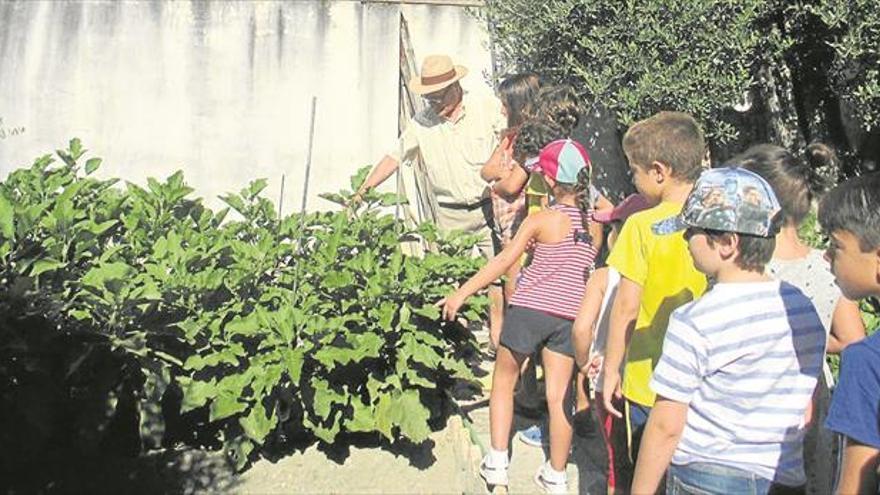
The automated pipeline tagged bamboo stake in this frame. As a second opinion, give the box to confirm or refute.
[301,96,318,213]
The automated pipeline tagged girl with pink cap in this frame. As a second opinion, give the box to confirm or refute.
[441,138,598,493]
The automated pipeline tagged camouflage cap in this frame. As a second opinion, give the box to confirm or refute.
[654,167,782,237]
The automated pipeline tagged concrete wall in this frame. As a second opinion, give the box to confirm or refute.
[0,0,496,213]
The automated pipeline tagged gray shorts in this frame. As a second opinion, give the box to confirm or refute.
[500,305,574,357]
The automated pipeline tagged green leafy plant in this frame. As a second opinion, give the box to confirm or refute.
[0,140,490,486]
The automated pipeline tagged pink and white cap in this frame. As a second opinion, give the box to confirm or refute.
[533,139,591,185]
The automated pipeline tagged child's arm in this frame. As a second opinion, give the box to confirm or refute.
[827,339,880,494]
[440,212,545,321]
[601,277,642,418]
[492,165,529,200]
[573,269,608,373]
[827,296,866,354]
[589,218,605,256]
[480,136,513,182]
[631,397,688,494]
[837,439,879,494]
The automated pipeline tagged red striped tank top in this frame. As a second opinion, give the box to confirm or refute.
[508,204,597,320]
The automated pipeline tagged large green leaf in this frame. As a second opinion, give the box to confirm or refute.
[239,402,277,443]
[310,377,346,421]
[210,393,248,422]
[180,378,217,413]
[392,390,431,443]
[0,193,14,240]
[81,262,134,290]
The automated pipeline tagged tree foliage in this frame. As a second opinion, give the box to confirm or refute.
[481,0,880,175]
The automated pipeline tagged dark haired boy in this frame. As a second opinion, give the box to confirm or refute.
[601,112,709,479]
[820,172,880,494]
[632,167,826,493]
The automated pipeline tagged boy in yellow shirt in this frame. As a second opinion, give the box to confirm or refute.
[600,112,709,486]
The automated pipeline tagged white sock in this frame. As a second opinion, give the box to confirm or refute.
[488,448,509,467]
[543,462,567,482]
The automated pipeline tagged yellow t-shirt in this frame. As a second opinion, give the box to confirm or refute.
[605,201,708,407]
[525,173,549,214]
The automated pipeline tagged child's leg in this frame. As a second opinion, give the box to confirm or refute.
[575,372,589,413]
[490,345,527,451]
[488,285,504,349]
[541,347,576,472]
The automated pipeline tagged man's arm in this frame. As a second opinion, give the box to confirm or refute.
[355,155,400,198]
[631,397,688,494]
[601,277,642,417]
[837,438,879,495]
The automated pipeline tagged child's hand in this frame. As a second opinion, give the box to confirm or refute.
[587,355,603,380]
[438,292,466,321]
[602,369,624,418]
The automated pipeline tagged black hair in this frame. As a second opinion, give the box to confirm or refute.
[513,118,565,162]
[498,73,542,129]
[818,172,880,251]
[555,166,595,280]
[534,84,580,138]
[733,143,832,226]
[702,229,776,272]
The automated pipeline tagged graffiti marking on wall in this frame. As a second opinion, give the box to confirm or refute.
[0,117,26,140]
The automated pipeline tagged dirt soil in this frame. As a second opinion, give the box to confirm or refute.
[234,416,484,494]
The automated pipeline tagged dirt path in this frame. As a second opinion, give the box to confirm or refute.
[234,416,484,494]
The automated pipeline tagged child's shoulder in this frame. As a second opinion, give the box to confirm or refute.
[842,331,880,368]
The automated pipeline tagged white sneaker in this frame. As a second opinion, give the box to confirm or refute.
[479,454,509,487]
[534,461,567,494]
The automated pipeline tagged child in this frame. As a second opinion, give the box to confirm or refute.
[441,138,598,493]
[499,117,605,450]
[481,73,542,327]
[737,143,866,494]
[631,167,827,494]
[601,112,709,482]
[820,172,880,494]
[492,84,613,222]
[572,193,650,494]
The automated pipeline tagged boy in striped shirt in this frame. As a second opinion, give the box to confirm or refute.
[631,167,826,494]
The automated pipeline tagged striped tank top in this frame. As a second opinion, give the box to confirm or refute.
[509,204,597,320]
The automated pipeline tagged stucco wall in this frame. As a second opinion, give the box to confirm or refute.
[0,0,496,213]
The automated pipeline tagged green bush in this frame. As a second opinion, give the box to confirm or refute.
[0,140,488,483]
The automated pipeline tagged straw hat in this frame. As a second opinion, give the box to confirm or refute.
[408,54,468,95]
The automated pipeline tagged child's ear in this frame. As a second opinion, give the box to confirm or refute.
[650,161,673,183]
[718,233,738,260]
[874,245,880,288]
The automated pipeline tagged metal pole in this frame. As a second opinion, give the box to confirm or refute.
[301,96,318,213]
[278,174,285,218]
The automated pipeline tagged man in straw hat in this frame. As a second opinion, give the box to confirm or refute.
[355,53,506,335]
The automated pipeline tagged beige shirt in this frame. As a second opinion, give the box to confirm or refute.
[390,91,506,204]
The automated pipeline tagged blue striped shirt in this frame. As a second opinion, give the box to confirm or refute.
[650,280,825,486]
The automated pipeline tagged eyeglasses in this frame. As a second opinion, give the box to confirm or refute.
[423,87,451,104]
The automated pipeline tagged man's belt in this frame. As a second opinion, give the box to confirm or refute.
[437,198,491,211]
